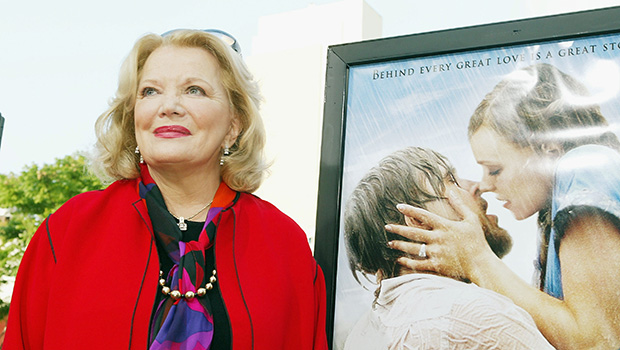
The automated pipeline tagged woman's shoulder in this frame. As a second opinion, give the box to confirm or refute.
[54,179,138,217]
[234,192,309,239]
[560,144,620,167]
[554,144,620,218]
[236,193,297,222]
[556,144,620,182]
[35,179,140,254]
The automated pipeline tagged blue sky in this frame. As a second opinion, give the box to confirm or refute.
[1,0,619,174]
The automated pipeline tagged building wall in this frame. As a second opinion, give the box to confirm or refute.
[247,0,382,247]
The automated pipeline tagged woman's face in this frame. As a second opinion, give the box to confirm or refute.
[469,126,554,220]
[134,45,239,173]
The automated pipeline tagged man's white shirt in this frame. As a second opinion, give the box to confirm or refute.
[344,273,554,350]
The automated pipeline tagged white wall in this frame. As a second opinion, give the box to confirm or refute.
[248,0,382,247]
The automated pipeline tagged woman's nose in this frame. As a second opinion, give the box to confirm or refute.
[478,175,495,193]
[159,93,184,117]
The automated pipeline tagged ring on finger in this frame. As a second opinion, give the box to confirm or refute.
[418,243,427,258]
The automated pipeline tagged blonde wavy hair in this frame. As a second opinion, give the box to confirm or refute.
[93,29,268,193]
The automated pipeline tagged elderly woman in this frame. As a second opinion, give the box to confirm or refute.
[4,29,327,350]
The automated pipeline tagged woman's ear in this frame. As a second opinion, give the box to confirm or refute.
[225,116,241,147]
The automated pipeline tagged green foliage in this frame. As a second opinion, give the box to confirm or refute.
[0,153,104,309]
[0,154,103,218]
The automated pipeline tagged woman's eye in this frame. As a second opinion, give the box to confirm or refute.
[187,86,206,95]
[489,168,502,176]
[140,87,158,97]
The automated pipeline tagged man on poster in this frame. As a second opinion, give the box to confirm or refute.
[343,146,553,349]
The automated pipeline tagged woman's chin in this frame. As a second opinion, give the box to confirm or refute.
[510,209,536,221]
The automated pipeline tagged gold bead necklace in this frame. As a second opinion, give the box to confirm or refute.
[159,269,217,300]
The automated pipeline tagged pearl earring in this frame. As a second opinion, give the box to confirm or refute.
[220,146,230,166]
[135,146,144,164]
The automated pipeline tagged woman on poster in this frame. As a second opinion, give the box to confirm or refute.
[387,63,620,349]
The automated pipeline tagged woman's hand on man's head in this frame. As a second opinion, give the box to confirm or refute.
[386,189,497,283]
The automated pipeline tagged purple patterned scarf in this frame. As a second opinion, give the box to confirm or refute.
[138,166,236,349]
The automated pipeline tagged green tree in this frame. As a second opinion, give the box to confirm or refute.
[0,153,104,317]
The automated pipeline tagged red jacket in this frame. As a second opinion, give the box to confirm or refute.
[4,179,328,349]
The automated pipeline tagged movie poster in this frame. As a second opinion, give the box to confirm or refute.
[332,32,620,348]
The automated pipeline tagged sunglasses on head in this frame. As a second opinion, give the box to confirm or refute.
[161,28,242,55]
